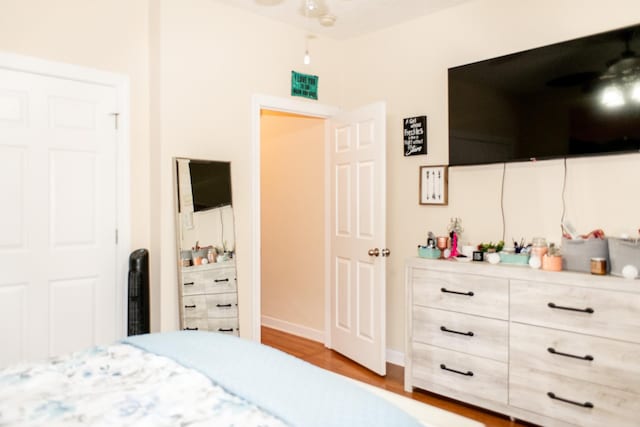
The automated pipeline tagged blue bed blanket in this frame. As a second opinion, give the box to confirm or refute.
[123,331,423,427]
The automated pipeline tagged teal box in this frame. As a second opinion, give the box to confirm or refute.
[499,252,530,265]
[418,247,441,259]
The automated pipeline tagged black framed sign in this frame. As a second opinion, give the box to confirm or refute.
[403,115,427,156]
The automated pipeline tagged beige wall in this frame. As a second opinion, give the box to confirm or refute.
[260,110,325,332]
[342,0,640,352]
[3,0,638,354]
[155,0,344,334]
[0,0,151,249]
[0,0,157,327]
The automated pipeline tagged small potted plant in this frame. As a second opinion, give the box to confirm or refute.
[477,241,505,253]
[542,242,562,271]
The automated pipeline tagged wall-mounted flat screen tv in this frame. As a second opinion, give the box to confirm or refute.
[189,161,232,212]
[448,23,640,166]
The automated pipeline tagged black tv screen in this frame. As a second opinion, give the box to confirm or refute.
[448,23,640,166]
[189,161,232,212]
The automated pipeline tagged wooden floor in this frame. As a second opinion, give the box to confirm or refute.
[261,326,533,427]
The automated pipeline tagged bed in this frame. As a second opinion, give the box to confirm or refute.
[0,331,482,427]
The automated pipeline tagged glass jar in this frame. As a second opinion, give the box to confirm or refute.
[531,237,548,259]
[207,248,216,263]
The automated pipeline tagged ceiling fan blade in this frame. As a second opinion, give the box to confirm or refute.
[546,71,600,87]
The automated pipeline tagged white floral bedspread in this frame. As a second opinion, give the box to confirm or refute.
[0,343,288,427]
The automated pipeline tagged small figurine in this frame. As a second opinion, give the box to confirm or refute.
[447,218,463,259]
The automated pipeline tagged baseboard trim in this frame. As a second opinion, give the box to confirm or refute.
[261,316,406,367]
[386,348,405,367]
[261,315,325,343]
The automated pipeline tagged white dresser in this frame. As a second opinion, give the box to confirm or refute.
[179,260,239,335]
[405,257,640,427]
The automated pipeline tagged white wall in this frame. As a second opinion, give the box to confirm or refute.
[342,0,640,352]
[181,205,236,254]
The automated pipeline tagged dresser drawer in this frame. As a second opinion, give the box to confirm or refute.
[203,269,237,294]
[208,317,239,336]
[411,341,508,404]
[413,307,508,362]
[412,269,508,319]
[206,292,238,318]
[182,267,236,295]
[510,367,640,427]
[511,280,640,343]
[182,317,208,331]
[510,323,640,394]
[182,295,207,319]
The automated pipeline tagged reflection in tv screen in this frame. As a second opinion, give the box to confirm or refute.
[448,23,640,166]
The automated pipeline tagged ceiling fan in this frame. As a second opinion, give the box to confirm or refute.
[300,0,336,27]
[547,29,640,91]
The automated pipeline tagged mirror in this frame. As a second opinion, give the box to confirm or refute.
[173,157,238,335]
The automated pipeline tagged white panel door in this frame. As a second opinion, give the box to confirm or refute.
[329,102,386,375]
[0,68,118,367]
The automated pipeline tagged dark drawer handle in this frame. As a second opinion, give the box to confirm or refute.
[440,287,474,297]
[548,347,594,361]
[218,328,234,332]
[184,304,196,309]
[183,282,195,286]
[216,303,233,308]
[214,278,229,283]
[548,302,594,314]
[547,392,594,409]
[440,326,474,337]
[440,364,473,377]
[184,327,198,331]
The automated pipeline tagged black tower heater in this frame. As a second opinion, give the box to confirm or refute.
[128,248,150,336]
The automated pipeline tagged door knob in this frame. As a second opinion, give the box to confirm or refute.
[381,248,391,257]
[368,248,380,257]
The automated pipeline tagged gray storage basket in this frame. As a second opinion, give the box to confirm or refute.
[608,238,640,277]
[561,237,609,273]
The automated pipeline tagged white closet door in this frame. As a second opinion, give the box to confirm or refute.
[0,68,118,367]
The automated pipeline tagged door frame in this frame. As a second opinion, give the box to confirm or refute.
[250,94,339,344]
[0,51,131,338]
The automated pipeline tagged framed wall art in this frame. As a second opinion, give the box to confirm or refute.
[403,115,426,156]
[419,165,448,205]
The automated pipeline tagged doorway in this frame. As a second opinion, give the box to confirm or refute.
[251,95,388,375]
[250,95,338,344]
[260,110,326,342]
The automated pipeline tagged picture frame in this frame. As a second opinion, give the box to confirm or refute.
[403,115,427,156]
[419,165,448,205]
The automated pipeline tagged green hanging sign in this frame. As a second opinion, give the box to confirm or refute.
[291,71,318,100]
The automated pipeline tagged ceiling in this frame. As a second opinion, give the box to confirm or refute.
[214,0,474,40]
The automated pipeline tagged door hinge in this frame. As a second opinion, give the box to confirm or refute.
[110,113,120,130]
[115,229,119,244]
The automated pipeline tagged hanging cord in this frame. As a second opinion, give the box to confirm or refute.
[560,157,568,235]
[500,162,506,242]
[220,207,225,251]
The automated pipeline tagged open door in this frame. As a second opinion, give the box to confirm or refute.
[328,102,387,375]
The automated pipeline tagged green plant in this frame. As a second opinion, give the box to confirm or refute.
[477,240,505,252]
